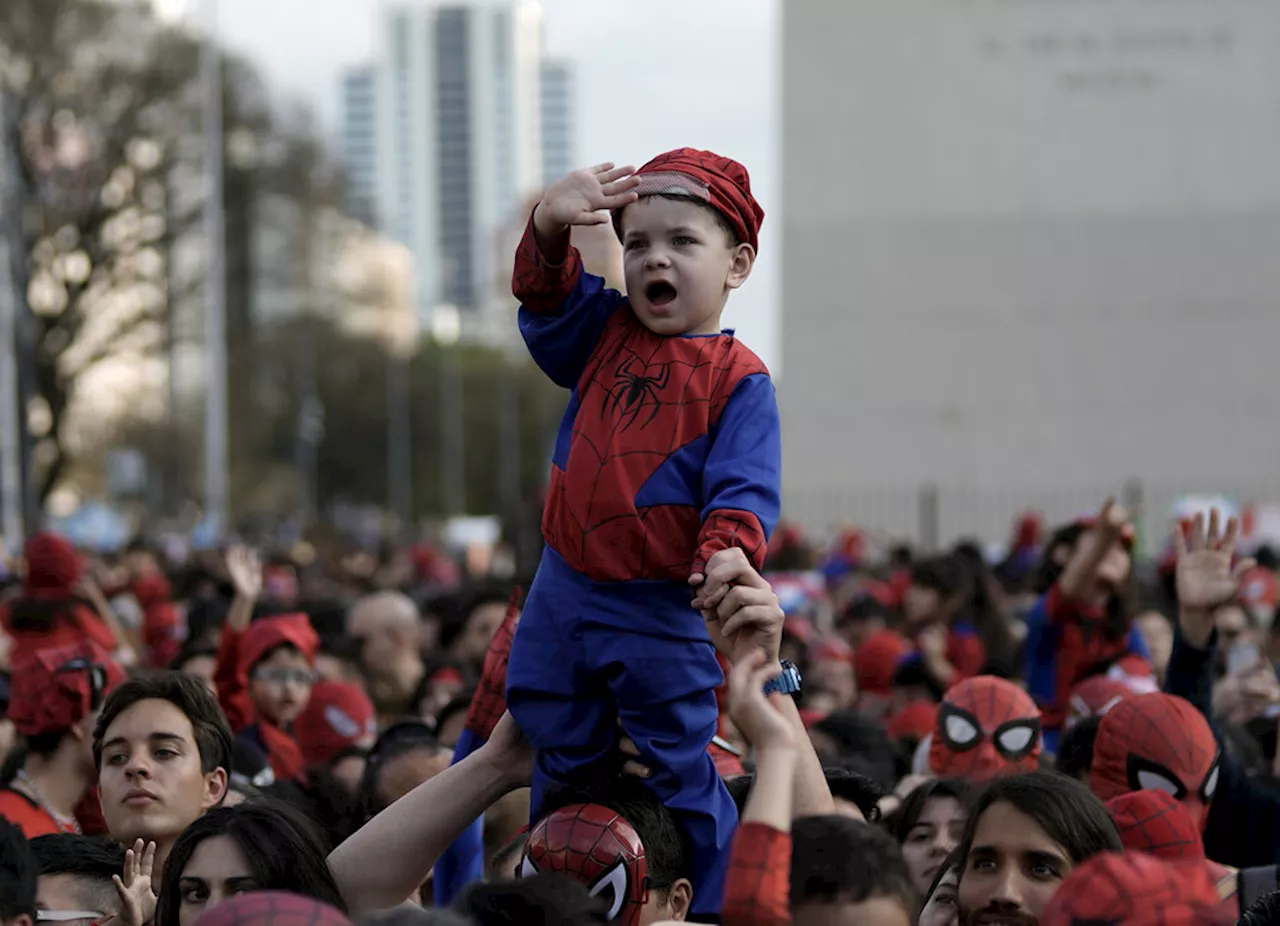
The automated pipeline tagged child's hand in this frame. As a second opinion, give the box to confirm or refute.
[533,162,640,238]
[225,546,263,602]
[727,651,794,755]
[691,548,784,667]
[1097,498,1131,537]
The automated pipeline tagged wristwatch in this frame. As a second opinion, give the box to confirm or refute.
[763,659,802,696]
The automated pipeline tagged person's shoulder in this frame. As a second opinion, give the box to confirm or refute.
[720,334,770,377]
[0,788,58,837]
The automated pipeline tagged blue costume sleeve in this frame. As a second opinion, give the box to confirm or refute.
[432,727,487,906]
[695,372,782,572]
[513,217,625,389]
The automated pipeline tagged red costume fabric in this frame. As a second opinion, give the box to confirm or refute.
[929,676,1042,781]
[1,532,116,666]
[191,892,351,926]
[1040,852,1232,926]
[465,592,522,740]
[521,803,649,925]
[1106,790,1205,861]
[1090,692,1220,829]
[853,630,912,697]
[722,822,791,926]
[293,681,377,767]
[886,700,939,743]
[9,640,125,736]
[132,572,182,668]
[214,613,319,782]
[1066,674,1131,730]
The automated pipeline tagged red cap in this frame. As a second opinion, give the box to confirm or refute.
[854,630,912,696]
[632,148,765,253]
[812,638,854,665]
[293,680,377,767]
[23,532,81,595]
[10,640,126,736]
[238,613,319,682]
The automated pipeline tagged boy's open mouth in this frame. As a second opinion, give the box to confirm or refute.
[645,281,677,306]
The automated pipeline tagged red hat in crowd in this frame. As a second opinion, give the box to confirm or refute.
[293,681,377,767]
[812,638,854,665]
[22,532,81,596]
[236,613,320,684]
[853,630,912,696]
[193,892,351,926]
[629,148,765,253]
[9,640,126,736]
[886,700,939,744]
[1106,790,1204,862]
[1039,852,1231,926]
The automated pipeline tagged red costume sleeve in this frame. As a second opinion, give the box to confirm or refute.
[214,625,254,733]
[721,822,792,926]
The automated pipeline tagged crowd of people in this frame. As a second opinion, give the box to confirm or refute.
[4,151,1280,926]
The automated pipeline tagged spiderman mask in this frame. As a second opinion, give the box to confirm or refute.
[929,676,1042,781]
[1090,692,1220,830]
[520,804,648,924]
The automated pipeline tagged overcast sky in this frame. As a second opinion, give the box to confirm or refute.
[208,0,781,370]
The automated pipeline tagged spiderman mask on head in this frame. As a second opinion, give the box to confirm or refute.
[1090,692,1220,830]
[520,803,648,924]
[929,676,1042,781]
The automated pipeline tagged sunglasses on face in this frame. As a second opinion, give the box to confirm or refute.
[251,667,318,686]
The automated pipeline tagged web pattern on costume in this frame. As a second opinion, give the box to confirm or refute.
[464,590,523,739]
[1106,790,1204,861]
[720,823,791,926]
[194,891,351,926]
[1091,693,1218,803]
[1040,853,1232,926]
[522,803,648,925]
[543,316,767,582]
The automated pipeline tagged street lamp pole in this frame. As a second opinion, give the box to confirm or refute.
[0,89,24,548]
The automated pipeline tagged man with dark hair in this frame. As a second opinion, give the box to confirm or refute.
[789,816,916,926]
[30,834,125,923]
[93,671,233,880]
[1240,890,1280,926]
[454,873,610,925]
[0,818,38,926]
[956,771,1121,926]
[0,642,125,837]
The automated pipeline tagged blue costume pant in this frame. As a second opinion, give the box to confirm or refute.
[507,547,738,918]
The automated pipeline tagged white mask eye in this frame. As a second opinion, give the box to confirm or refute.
[1202,764,1220,801]
[996,725,1034,754]
[1136,770,1182,797]
[944,714,980,747]
[519,855,539,879]
[587,861,629,921]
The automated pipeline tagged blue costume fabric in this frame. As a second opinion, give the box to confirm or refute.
[504,215,782,916]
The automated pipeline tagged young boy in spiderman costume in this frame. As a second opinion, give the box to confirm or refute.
[505,149,782,918]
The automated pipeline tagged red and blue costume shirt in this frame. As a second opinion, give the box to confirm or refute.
[513,216,781,584]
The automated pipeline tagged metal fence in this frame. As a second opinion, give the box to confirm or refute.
[783,481,1280,556]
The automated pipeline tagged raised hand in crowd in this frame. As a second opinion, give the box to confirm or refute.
[1175,509,1255,647]
[224,545,263,633]
[532,161,640,241]
[1059,497,1133,604]
[112,838,157,926]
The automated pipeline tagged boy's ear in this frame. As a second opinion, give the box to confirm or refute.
[726,243,756,291]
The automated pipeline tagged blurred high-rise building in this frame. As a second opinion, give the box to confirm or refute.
[780,1,1280,541]
[338,0,555,333]
[540,59,574,188]
[339,66,378,226]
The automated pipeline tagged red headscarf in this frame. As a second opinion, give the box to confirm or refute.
[632,149,765,253]
[1090,692,1220,830]
[929,676,1042,781]
[236,614,319,684]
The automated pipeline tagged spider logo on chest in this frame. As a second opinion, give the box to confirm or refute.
[605,358,671,431]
